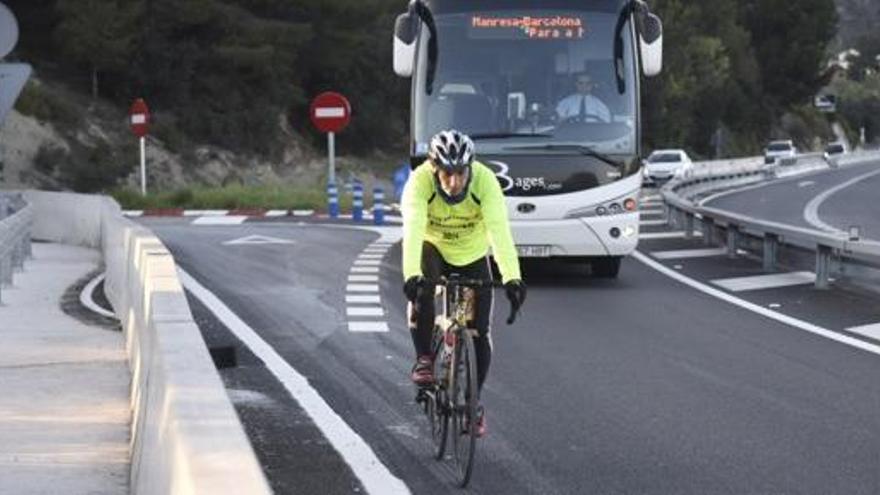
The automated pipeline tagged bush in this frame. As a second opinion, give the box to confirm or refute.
[14,81,81,127]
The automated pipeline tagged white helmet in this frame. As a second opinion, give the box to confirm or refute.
[429,129,475,173]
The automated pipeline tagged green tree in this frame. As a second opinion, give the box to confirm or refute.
[54,0,141,100]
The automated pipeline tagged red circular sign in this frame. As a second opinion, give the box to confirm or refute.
[310,92,351,133]
[129,98,150,138]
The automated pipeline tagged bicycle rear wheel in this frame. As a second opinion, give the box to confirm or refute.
[451,328,478,487]
[429,327,448,459]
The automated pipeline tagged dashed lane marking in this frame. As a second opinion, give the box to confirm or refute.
[357,254,385,260]
[354,259,382,266]
[346,295,381,304]
[348,275,379,282]
[347,307,385,317]
[346,284,380,293]
[650,247,728,260]
[350,266,380,273]
[710,271,815,292]
[348,321,390,332]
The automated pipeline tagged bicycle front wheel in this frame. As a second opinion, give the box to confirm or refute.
[451,328,478,487]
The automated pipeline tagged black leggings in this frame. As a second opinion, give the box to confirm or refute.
[409,242,494,392]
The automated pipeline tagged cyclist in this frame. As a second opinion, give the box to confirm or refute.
[401,129,527,437]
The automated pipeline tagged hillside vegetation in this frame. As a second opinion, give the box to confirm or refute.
[2,0,878,197]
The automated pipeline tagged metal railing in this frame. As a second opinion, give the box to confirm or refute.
[659,151,880,289]
[0,192,33,303]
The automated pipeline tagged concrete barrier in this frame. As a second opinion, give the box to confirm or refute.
[23,190,271,495]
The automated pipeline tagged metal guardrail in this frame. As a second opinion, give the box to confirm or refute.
[659,151,880,289]
[0,192,33,302]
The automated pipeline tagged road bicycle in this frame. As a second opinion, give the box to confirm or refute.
[414,275,519,488]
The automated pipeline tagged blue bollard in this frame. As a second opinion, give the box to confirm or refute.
[327,181,339,219]
[352,181,364,222]
[373,186,385,226]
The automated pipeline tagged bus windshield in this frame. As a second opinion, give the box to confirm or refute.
[413,9,638,156]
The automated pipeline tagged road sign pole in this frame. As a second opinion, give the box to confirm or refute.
[139,137,147,196]
[328,131,336,185]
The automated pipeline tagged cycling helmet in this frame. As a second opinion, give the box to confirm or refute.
[429,129,475,173]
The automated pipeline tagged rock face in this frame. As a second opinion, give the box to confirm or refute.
[835,0,880,46]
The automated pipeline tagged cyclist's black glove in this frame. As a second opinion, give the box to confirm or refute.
[504,279,527,311]
[403,275,425,302]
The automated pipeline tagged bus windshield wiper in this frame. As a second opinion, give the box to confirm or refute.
[504,144,625,169]
[471,132,553,140]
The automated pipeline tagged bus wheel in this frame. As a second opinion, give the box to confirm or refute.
[591,257,621,278]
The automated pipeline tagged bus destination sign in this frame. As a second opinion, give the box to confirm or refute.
[470,14,586,40]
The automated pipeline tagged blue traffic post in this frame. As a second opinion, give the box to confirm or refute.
[352,180,364,222]
[373,186,385,225]
[327,181,339,218]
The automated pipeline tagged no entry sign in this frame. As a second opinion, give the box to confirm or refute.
[129,98,150,138]
[310,92,351,133]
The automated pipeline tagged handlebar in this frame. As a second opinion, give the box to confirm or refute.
[421,277,521,325]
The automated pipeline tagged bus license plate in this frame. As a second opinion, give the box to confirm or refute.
[517,245,551,257]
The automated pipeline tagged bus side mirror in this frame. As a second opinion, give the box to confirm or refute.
[393,13,417,77]
[638,13,663,77]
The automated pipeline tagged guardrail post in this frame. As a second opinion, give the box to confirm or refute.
[815,245,832,289]
[1,251,12,288]
[0,197,8,220]
[702,218,715,245]
[727,225,739,258]
[684,213,695,239]
[762,234,778,272]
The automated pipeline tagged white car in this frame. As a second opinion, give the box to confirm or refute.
[764,140,797,165]
[642,149,693,184]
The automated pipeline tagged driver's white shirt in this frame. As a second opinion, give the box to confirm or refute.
[556,94,611,122]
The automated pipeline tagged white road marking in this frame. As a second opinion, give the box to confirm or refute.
[347,307,385,317]
[798,180,816,188]
[640,219,669,227]
[354,259,382,266]
[122,210,143,217]
[346,295,381,304]
[363,247,390,253]
[348,321,390,332]
[803,167,880,233]
[711,271,815,292]
[632,252,880,356]
[651,247,728,260]
[351,266,380,273]
[184,209,228,216]
[639,210,666,218]
[358,254,385,259]
[292,209,315,216]
[177,269,410,494]
[641,206,665,213]
[222,235,296,246]
[346,284,379,293]
[79,273,117,319]
[192,216,248,225]
[848,323,880,340]
[642,195,661,202]
[266,210,288,217]
[348,275,379,282]
[640,231,702,240]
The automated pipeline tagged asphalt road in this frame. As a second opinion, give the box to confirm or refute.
[142,217,880,494]
[704,160,880,237]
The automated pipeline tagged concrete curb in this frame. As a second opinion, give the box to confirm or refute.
[24,190,272,495]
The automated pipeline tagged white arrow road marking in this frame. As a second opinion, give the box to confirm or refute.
[223,235,296,246]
